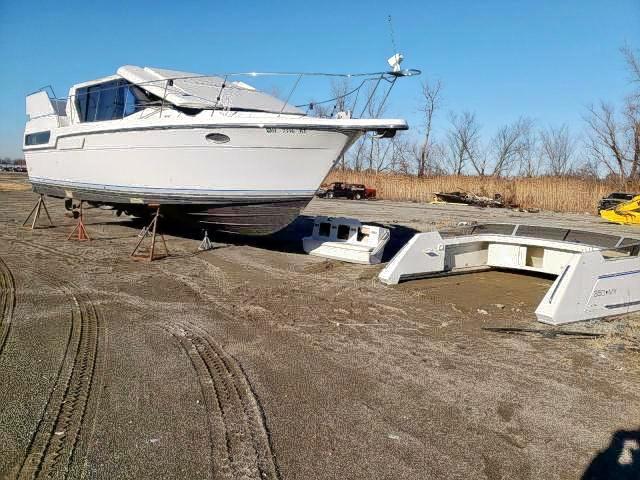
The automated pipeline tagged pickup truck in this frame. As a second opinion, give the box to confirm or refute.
[317,182,376,200]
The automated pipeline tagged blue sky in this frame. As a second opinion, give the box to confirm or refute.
[1,0,638,158]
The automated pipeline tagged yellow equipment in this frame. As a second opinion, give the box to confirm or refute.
[600,194,640,225]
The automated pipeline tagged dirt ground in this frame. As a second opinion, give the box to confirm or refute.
[0,172,639,480]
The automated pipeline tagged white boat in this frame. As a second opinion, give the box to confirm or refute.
[303,216,390,264]
[23,59,418,234]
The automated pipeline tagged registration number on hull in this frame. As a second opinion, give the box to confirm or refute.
[266,128,307,134]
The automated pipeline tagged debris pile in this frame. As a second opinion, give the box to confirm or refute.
[431,191,540,213]
[432,191,506,208]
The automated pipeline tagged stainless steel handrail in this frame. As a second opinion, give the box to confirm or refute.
[33,68,421,124]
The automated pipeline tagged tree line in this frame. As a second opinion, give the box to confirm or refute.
[336,45,640,184]
[0,158,26,165]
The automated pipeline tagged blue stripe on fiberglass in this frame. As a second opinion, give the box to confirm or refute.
[598,269,640,279]
[605,299,640,309]
[29,177,315,195]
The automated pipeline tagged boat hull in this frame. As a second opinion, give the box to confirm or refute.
[25,125,357,234]
[32,179,311,235]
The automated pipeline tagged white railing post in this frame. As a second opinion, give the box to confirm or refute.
[160,79,172,117]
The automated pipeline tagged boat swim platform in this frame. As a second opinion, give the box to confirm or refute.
[379,223,640,325]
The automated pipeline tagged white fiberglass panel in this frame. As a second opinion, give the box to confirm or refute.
[26,127,351,196]
[117,65,303,114]
[26,91,56,119]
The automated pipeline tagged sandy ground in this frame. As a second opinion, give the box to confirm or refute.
[0,172,639,480]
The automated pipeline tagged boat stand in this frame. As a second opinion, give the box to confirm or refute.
[131,206,169,261]
[22,194,53,229]
[67,201,91,241]
[198,230,214,251]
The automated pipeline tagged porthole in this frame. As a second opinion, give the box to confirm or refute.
[205,133,230,144]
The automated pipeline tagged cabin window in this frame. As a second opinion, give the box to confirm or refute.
[24,131,50,146]
[318,222,331,237]
[124,85,154,116]
[337,225,351,240]
[75,80,152,122]
[357,227,370,242]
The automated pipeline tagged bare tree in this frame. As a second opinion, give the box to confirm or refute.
[308,79,350,118]
[391,136,414,174]
[572,157,600,180]
[369,134,414,173]
[331,78,351,114]
[585,102,640,182]
[540,125,575,176]
[309,101,332,118]
[625,102,640,179]
[515,127,541,177]
[489,117,534,177]
[445,132,464,175]
[621,44,640,88]
[411,140,447,175]
[416,79,443,176]
[582,45,640,182]
[622,44,640,179]
[347,84,392,172]
[446,111,482,175]
[348,137,365,171]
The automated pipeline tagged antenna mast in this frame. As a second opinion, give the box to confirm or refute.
[388,15,398,54]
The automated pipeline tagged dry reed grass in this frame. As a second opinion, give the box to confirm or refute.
[589,317,640,353]
[326,171,640,214]
[0,182,31,192]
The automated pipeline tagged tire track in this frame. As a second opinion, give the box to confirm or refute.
[164,321,279,480]
[9,239,82,266]
[16,280,101,480]
[0,256,16,355]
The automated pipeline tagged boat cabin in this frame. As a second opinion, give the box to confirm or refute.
[303,216,390,264]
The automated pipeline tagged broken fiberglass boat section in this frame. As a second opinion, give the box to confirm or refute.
[378,223,640,325]
[303,216,390,265]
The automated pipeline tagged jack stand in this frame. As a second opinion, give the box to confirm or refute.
[23,194,53,229]
[198,230,213,251]
[67,201,91,241]
[130,206,169,261]
[138,226,150,238]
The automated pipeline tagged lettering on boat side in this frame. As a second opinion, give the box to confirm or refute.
[265,128,307,134]
[593,288,617,297]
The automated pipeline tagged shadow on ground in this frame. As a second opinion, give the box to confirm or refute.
[581,429,640,480]
[119,214,419,259]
